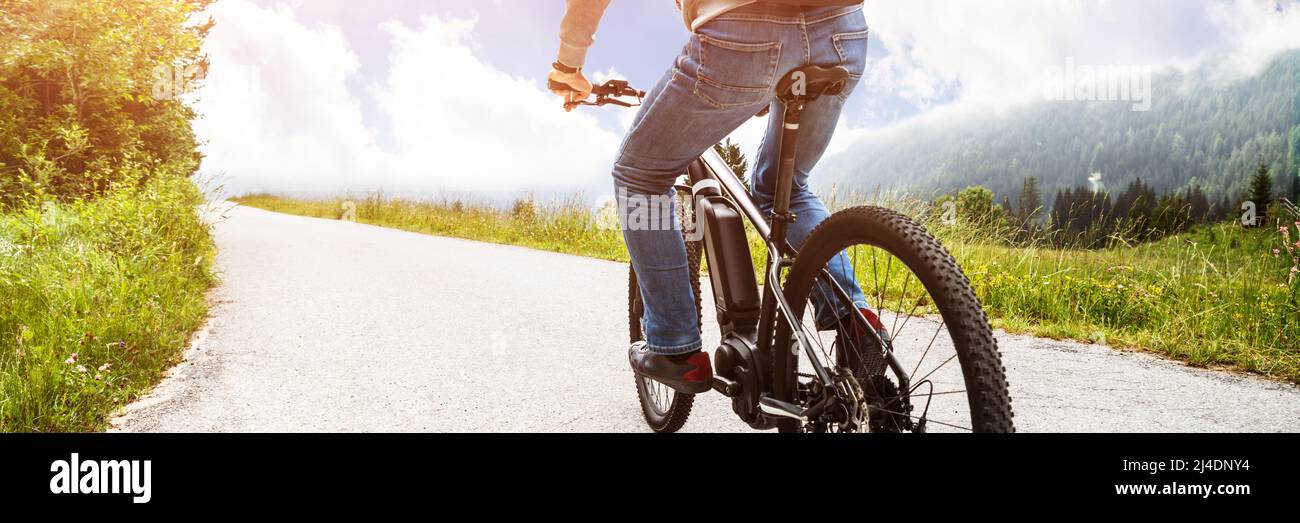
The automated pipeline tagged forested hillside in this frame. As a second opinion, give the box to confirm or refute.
[823,50,1300,207]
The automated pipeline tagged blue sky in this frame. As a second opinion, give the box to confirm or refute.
[266,0,913,146]
[197,1,1300,196]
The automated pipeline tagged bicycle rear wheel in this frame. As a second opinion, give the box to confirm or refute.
[628,191,704,433]
[773,206,1014,433]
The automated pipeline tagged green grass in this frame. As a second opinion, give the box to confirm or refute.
[237,193,631,261]
[234,192,1300,383]
[0,176,216,432]
[938,224,1298,379]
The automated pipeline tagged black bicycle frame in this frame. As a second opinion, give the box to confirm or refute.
[690,144,857,395]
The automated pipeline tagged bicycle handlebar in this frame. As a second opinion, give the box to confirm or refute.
[549,79,646,111]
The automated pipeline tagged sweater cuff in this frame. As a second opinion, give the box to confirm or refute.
[557,41,590,69]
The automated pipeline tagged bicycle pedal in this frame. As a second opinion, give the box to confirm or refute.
[758,396,806,421]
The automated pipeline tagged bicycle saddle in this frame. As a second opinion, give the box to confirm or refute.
[777,65,851,103]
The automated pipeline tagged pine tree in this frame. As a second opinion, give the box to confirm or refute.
[1289,124,1300,194]
[1214,194,1232,222]
[1247,161,1274,220]
[1290,165,1299,203]
[1185,185,1210,222]
[713,138,749,191]
[1017,177,1042,223]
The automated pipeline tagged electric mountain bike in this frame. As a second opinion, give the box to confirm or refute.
[568,68,1013,433]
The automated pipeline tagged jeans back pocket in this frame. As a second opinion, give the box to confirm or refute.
[692,34,781,108]
[831,29,868,100]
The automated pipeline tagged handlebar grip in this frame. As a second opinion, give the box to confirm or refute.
[548,79,573,92]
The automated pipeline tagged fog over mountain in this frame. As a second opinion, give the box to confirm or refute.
[815,50,1300,204]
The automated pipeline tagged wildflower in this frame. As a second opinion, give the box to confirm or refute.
[75,365,87,374]
[64,353,79,364]
[1275,248,1283,256]
[98,363,112,373]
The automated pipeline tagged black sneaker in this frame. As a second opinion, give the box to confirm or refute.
[628,342,713,394]
[837,307,889,378]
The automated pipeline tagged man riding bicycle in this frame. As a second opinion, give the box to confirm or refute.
[550,0,879,394]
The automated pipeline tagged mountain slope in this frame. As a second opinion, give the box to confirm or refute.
[822,50,1300,203]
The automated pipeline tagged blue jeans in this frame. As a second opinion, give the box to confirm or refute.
[615,3,870,355]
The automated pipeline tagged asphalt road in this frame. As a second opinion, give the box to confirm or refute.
[112,204,1300,432]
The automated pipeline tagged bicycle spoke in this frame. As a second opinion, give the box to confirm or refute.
[648,379,657,410]
[851,245,860,291]
[878,389,967,400]
[910,321,946,380]
[910,353,958,394]
[871,406,972,432]
[870,248,882,312]
[891,271,912,338]
[798,295,832,367]
[893,280,929,341]
[881,255,893,314]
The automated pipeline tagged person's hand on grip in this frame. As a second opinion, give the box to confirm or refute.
[548,63,592,112]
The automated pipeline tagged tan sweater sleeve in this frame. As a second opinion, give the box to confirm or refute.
[557,0,612,69]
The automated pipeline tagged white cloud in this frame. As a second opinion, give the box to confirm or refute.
[196,1,620,197]
[860,0,1300,110]
[374,15,620,194]
[1208,0,1300,77]
[195,0,387,195]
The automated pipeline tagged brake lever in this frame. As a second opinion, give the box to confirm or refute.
[556,79,645,111]
[563,94,641,111]
[563,100,596,111]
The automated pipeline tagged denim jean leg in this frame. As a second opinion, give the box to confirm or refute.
[613,34,773,354]
[621,192,702,355]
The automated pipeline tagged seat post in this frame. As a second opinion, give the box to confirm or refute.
[770,101,805,252]
[769,65,849,253]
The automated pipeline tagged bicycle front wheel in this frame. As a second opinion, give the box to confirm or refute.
[773,206,1014,433]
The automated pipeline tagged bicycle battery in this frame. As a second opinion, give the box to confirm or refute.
[696,191,761,332]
